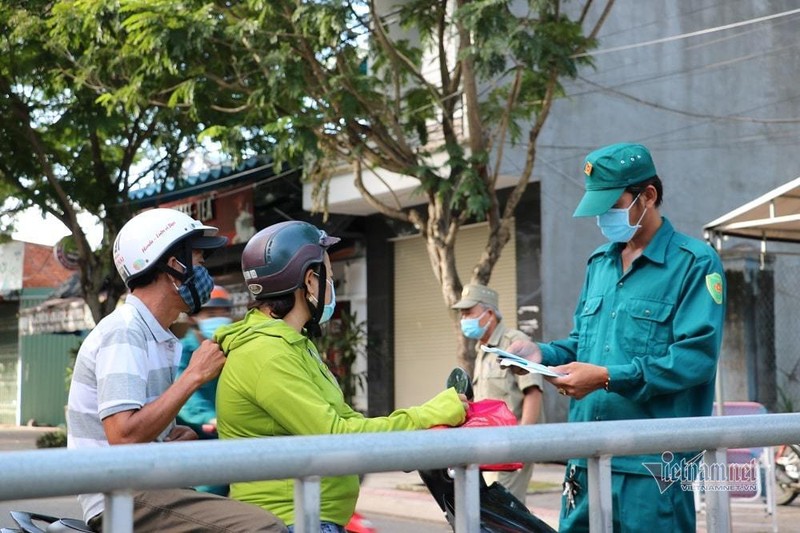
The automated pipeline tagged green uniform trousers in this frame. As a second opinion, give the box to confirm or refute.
[558,463,695,532]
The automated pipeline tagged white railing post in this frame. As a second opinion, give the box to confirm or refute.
[587,455,613,533]
[704,448,732,533]
[103,490,134,533]
[453,464,481,533]
[294,476,321,533]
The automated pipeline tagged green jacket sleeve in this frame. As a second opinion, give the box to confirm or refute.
[255,340,465,436]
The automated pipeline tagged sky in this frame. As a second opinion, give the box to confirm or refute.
[11,208,103,248]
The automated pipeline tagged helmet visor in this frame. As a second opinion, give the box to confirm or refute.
[191,234,229,249]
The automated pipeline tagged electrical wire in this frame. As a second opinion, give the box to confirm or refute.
[576,76,800,124]
[572,6,800,58]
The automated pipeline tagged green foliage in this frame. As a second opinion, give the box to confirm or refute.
[27,0,610,364]
[73,0,599,211]
[0,1,268,322]
[36,429,67,448]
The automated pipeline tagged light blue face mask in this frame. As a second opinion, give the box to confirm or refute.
[460,309,489,340]
[198,316,233,340]
[310,273,336,324]
[596,193,647,243]
[320,279,336,324]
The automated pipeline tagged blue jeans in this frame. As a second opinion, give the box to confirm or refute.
[287,522,345,533]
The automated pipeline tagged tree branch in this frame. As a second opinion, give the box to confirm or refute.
[352,158,412,223]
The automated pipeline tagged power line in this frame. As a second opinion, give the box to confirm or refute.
[576,76,800,124]
[573,6,800,58]
[569,40,800,99]
[578,11,799,88]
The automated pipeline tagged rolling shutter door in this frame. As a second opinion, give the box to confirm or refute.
[393,221,516,408]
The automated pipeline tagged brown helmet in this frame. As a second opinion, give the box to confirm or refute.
[241,221,340,300]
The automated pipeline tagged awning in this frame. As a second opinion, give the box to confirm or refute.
[704,176,800,243]
[18,297,95,336]
[128,156,274,208]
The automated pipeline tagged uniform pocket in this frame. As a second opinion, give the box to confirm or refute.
[577,296,603,353]
[622,299,673,355]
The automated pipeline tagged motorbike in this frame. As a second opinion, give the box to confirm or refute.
[0,512,91,533]
[0,510,375,533]
[775,443,800,505]
[2,368,555,533]
[417,368,557,533]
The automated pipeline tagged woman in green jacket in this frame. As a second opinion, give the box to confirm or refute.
[216,221,467,533]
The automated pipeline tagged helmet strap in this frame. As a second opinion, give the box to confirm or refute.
[304,263,327,338]
[158,239,193,282]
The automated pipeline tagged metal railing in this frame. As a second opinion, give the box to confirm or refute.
[1,413,798,533]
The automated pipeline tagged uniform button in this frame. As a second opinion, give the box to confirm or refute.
[618,282,623,288]
[604,345,610,352]
[611,311,616,318]
[595,416,601,421]
[644,309,651,316]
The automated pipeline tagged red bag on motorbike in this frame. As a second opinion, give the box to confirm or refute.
[434,398,524,472]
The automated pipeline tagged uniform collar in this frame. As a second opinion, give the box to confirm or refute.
[485,320,508,347]
[639,217,674,265]
[126,294,176,343]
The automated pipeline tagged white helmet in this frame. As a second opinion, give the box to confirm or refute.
[113,208,227,288]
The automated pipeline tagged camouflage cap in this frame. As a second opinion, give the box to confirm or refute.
[452,283,499,310]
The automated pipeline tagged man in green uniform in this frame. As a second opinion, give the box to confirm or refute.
[452,283,543,503]
[510,142,726,532]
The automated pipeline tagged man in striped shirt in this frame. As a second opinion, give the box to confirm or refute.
[67,208,286,532]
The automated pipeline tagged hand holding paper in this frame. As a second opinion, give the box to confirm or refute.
[481,345,566,378]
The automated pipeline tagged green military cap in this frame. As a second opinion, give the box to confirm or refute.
[452,283,499,309]
[573,143,657,217]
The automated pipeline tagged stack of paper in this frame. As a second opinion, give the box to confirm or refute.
[481,345,566,378]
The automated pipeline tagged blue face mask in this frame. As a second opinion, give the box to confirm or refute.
[174,263,214,314]
[460,309,489,340]
[198,316,233,340]
[320,280,336,324]
[310,273,336,324]
[596,193,647,243]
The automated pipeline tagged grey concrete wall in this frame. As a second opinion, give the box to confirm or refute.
[522,0,800,350]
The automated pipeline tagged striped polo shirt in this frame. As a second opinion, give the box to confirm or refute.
[66,294,181,523]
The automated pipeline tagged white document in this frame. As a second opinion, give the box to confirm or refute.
[481,345,566,378]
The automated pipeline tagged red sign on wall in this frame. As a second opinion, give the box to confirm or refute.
[164,188,256,246]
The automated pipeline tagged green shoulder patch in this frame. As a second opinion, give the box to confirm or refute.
[706,273,723,304]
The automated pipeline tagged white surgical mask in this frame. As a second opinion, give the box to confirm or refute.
[596,193,646,243]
